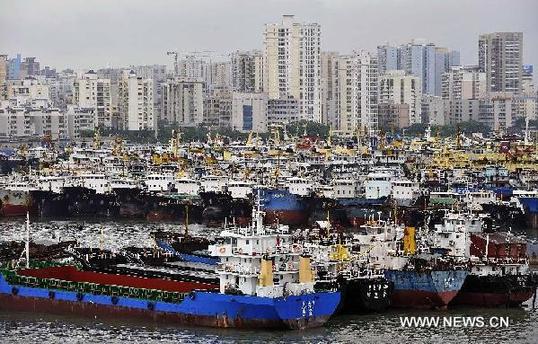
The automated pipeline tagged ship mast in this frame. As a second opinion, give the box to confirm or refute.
[25,212,30,268]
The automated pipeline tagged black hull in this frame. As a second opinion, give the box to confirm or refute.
[452,274,536,307]
[316,276,393,313]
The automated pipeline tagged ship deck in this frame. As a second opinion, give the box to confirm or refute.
[17,265,218,293]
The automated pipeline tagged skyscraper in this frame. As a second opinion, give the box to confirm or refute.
[478,32,523,94]
[263,15,321,122]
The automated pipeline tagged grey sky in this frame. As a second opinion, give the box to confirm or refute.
[1,0,537,71]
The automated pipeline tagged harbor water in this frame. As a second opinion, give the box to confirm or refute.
[1,219,537,343]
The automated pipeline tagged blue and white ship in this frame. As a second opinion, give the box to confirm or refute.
[0,209,340,330]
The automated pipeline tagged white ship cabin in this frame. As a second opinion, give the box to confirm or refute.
[227,180,253,199]
[145,174,175,192]
[332,179,358,199]
[353,220,400,246]
[286,177,314,197]
[432,212,484,257]
[208,210,315,298]
[200,175,228,193]
[109,177,138,190]
[174,178,200,196]
[69,148,110,165]
[391,179,421,206]
[37,176,66,193]
[465,190,497,210]
[72,174,109,194]
[364,173,392,199]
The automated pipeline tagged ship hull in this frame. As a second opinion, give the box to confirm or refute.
[0,203,28,217]
[339,277,393,313]
[264,210,308,226]
[259,189,310,226]
[384,270,468,309]
[317,276,393,313]
[451,274,535,307]
[0,190,32,216]
[0,273,339,330]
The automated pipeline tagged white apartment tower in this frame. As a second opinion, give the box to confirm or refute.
[118,70,154,131]
[263,15,321,122]
[337,52,378,133]
[74,70,112,128]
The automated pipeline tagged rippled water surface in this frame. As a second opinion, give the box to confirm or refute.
[1,219,537,343]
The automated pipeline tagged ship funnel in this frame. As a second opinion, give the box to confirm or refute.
[299,255,314,283]
[259,256,274,287]
[403,227,416,255]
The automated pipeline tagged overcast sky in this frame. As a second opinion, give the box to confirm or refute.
[1,0,537,72]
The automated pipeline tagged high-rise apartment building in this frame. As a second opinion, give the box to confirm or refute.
[20,57,40,78]
[442,66,486,101]
[478,92,514,130]
[377,40,459,96]
[205,61,232,92]
[161,78,204,127]
[478,32,523,94]
[204,89,232,128]
[263,15,321,122]
[74,70,112,128]
[441,65,485,125]
[320,52,339,128]
[7,54,21,80]
[118,70,154,130]
[377,45,398,75]
[0,55,7,100]
[231,50,264,93]
[378,70,422,128]
[130,65,167,124]
[337,52,378,133]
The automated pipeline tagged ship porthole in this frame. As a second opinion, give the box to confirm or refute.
[111,296,119,305]
[48,291,55,299]
[11,287,19,295]
[147,302,155,311]
[76,292,84,301]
